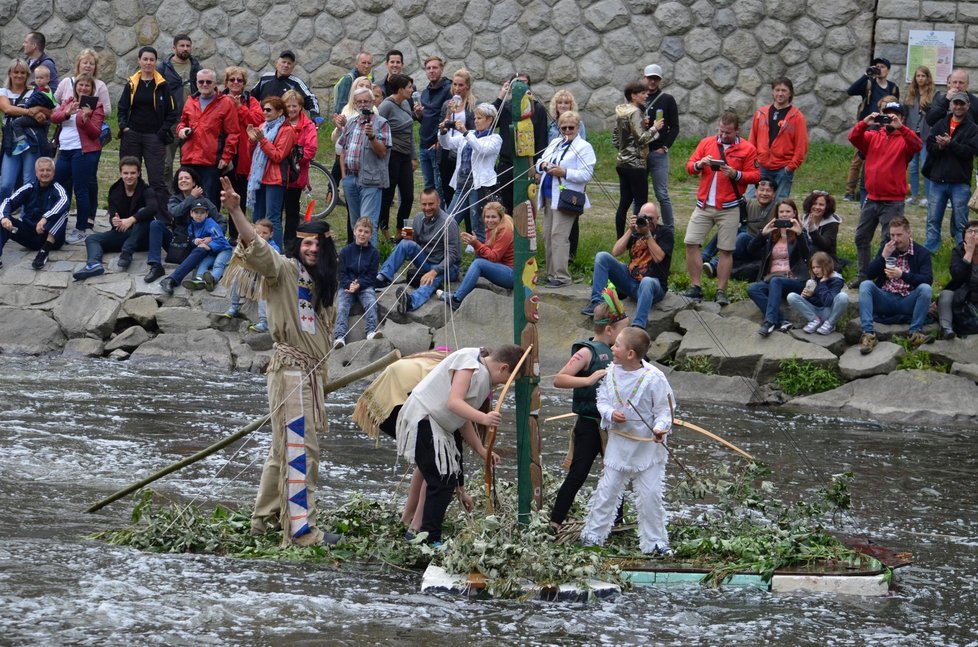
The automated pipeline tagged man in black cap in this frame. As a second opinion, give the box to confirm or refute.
[251,49,324,125]
[926,68,978,125]
[844,57,900,201]
[219,175,341,547]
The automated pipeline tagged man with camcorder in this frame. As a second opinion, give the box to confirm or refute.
[844,57,899,201]
[847,101,922,287]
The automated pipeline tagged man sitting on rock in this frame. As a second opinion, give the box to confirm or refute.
[858,215,933,354]
[701,178,777,281]
[376,187,460,314]
[73,156,159,280]
[0,156,68,270]
[581,202,673,331]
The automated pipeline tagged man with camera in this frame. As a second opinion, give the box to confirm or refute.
[336,87,392,244]
[581,202,673,331]
[848,101,922,286]
[921,92,978,253]
[682,110,759,306]
[844,57,899,201]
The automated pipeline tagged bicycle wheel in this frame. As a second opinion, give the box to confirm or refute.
[301,160,338,219]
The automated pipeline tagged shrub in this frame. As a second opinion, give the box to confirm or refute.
[775,357,843,395]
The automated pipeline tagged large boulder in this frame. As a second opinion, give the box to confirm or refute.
[326,338,397,381]
[155,306,214,333]
[660,364,766,406]
[62,337,106,358]
[52,284,122,339]
[0,308,65,355]
[788,370,978,427]
[381,319,433,356]
[122,294,159,327]
[105,325,152,352]
[674,310,837,383]
[838,342,905,380]
[129,329,233,371]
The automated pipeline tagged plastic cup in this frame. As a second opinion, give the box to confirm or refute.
[884,257,896,269]
[402,226,413,240]
[805,279,817,292]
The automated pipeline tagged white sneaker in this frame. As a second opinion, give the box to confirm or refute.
[65,228,89,244]
[366,331,383,340]
[918,197,928,207]
[332,337,345,350]
[464,244,474,254]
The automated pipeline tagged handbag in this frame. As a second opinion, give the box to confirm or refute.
[968,185,978,213]
[716,142,749,225]
[165,228,193,264]
[551,141,586,215]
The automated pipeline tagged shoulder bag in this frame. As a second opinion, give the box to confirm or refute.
[716,142,749,226]
[553,141,586,215]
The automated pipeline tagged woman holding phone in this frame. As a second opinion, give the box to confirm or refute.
[612,80,663,237]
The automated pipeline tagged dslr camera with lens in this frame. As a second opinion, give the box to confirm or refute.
[866,66,880,77]
[635,216,649,228]
[873,114,892,125]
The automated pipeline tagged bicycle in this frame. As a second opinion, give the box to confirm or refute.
[300,160,338,220]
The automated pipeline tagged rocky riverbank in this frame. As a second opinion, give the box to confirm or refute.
[1,241,976,427]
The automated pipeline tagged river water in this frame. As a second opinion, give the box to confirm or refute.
[1,357,975,646]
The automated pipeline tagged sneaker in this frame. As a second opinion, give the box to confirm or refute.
[803,318,822,334]
[366,330,383,340]
[859,332,877,355]
[581,302,597,317]
[682,285,703,300]
[222,307,240,318]
[0,258,4,269]
[758,320,776,337]
[396,286,411,314]
[848,275,866,289]
[31,249,49,270]
[714,289,729,306]
[908,331,929,348]
[905,196,915,204]
[816,320,836,335]
[843,193,856,202]
[248,321,269,333]
[321,532,342,546]
[940,328,956,341]
[159,277,176,295]
[918,197,928,207]
[144,264,165,283]
[202,270,216,292]
[117,254,132,270]
[777,320,793,333]
[464,244,475,254]
[332,337,346,349]
[65,228,89,244]
[11,139,29,156]
[449,295,462,311]
[375,273,391,289]
[702,261,715,279]
[439,290,453,304]
[543,279,569,288]
[649,545,673,558]
[72,262,104,281]
[182,277,205,290]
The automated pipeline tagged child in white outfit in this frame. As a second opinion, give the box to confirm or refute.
[580,326,675,555]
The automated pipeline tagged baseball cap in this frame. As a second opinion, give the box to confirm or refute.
[644,64,663,79]
[881,101,903,115]
[190,199,209,212]
[951,91,971,104]
[279,50,296,61]
[871,57,891,68]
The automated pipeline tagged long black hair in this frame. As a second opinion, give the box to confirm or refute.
[308,233,338,313]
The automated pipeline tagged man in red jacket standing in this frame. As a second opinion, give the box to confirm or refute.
[682,110,759,305]
[748,77,808,201]
[848,101,922,286]
[176,68,240,205]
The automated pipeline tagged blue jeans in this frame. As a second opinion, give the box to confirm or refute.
[907,147,929,199]
[342,175,382,246]
[646,149,673,227]
[747,277,806,325]
[924,181,970,253]
[169,246,212,285]
[252,184,286,250]
[746,166,793,202]
[196,248,232,280]
[859,281,933,333]
[189,164,220,207]
[334,287,379,338]
[379,239,458,311]
[448,179,485,242]
[229,286,268,324]
[0,149,39,204]
[419,146,443,204]
[703,230,752,269]
[453,258,514,302]
[588,251,665,329]
[147,220,173,266]
[54,148,100,231]
[786,291,850,325]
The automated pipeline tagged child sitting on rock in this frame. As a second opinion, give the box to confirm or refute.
[786,251,849,335]
[158,200,232,296]
[581,326,675,556]
[223,219,279,333]
[333,217,382,348]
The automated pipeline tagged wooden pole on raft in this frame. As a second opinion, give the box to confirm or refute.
[509,80,543,523]
[85,349,401,514]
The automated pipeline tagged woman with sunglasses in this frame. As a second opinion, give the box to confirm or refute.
[221,66,263,241]
[613,80,663,238]
[246,96,296,249]
[549,89,587,260]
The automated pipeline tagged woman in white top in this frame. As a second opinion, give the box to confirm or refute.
[439,102,501,243]
[535,110,596,288]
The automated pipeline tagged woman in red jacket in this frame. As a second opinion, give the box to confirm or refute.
[282,89,318,257]
[222,66,263,242]
[246,96,295,249]
[51,73,105,242]
[441,201,514,309]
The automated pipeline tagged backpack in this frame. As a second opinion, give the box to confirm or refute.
[283,143,302,185]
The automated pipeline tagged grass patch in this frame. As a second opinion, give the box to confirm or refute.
[774,357,844,396]
[893,336,951,372]
[671,355,717,375]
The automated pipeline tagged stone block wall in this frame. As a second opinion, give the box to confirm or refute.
[0,0,974,142]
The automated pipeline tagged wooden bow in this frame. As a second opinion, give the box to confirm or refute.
[672,416,754,461]
[484,344,533,513]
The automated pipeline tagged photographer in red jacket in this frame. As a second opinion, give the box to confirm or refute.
[176,69,239,206]
[848,101,922,286]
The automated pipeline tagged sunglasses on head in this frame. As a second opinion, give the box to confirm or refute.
[812,190,830,196]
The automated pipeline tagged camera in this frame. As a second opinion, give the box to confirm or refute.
[774,219,792,229]
[360,107,372,119]
[866,66,880,77]
[709,160,723,169]
[873,114,892,125]
[635,216,649,228]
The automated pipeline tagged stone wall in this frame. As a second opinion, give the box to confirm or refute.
[0,0,975,142]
